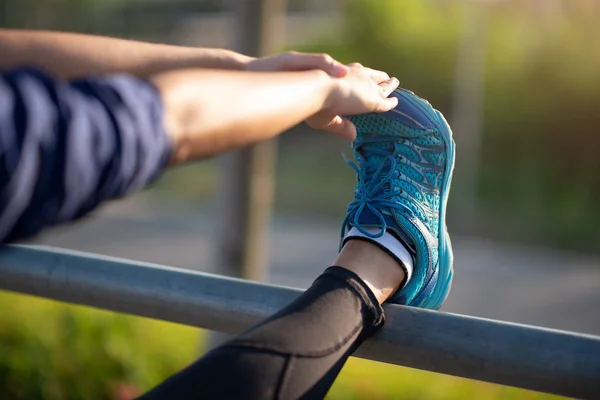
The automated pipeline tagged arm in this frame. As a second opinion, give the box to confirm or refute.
[0,65,396,242]
[0,29,350,81]
[0,29,252,79]
[154,63,397,161]
[0,29,356,136]
[155,68,335,163]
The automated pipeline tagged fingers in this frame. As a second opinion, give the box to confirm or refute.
[283,52,348,77]
[378,78,400,111]
[348,62,390,84]
[379,96,399,112]
[379,77,400,98]
[368,69,390,84]
[322,116,357,141]
[315,59,399,117]
[307,114,357,141]
[247,52,349,77]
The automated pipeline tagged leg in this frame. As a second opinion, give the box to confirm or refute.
[138,240,405,400]
[140,86,455,399]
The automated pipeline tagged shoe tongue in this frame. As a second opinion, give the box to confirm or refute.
[356,141,393,195]
[353,207,416,255]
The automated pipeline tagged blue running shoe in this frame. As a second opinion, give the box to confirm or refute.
[340,88,455,310]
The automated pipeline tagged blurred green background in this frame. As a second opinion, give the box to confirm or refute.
[0,291,566,400]
[1,0,599,398]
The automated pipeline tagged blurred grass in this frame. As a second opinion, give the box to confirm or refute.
[0,291,567,400]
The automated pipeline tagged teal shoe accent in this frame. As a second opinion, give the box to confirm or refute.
[341,88,455,310]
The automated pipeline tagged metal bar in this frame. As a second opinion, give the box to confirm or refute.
[0,245,599,399]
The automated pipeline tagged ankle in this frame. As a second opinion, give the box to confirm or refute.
[332,239,406,304]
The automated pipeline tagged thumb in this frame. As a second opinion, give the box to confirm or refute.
[323,116,356,141]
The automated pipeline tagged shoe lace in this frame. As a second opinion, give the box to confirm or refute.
[341,136,415,239]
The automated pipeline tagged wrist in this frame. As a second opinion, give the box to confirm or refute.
[322,74,343,114]
[316,70,340,112]
[218,49,255,70]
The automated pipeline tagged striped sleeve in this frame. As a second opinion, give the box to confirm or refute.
[0,67,172,243]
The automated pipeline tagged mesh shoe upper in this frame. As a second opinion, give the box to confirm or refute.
[341,89,455,309]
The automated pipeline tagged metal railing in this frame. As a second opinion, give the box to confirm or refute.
[0,245,599,399]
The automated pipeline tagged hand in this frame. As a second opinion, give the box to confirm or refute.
[246,53,398,141]
[311,63,399,140]
[245,51,349,78]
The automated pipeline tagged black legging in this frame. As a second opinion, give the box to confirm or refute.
[138,267,385,400]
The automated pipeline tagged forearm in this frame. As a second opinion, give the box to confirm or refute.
[153,69,334,163]
[0,29,253,79]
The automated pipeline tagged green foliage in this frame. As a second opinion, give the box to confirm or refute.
[299,0,600,251]
[345,0,462,111]
[0,291,199,400]
[330,358,566,400]
[480,5,600,248]
[0,291,566,400]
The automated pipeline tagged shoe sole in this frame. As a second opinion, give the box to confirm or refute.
[395,89,456,310]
